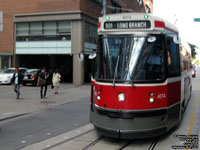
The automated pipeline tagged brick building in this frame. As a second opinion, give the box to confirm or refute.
[0,0,149,85]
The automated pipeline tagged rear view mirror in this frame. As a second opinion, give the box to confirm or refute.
[173,35,180,44]
[147,36,156,42]
[78,52,84,62]
[88,49,97,59]
[89,53,97,59]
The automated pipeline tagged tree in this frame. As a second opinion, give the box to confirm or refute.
[195,59,200,65]
[189,43,198,58]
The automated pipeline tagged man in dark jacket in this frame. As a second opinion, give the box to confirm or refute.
[11,67,24,99]
[37,67,49,99]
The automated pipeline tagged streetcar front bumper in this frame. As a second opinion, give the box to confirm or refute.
[94,123,167,139]
[90,103,181,139]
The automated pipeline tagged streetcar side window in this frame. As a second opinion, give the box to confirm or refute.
[165,35,180,77]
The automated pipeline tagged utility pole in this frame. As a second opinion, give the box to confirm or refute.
[103,0,107,16]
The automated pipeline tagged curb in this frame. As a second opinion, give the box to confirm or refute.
[0,113,30,122]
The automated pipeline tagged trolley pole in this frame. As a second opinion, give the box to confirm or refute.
[103,0,107,16]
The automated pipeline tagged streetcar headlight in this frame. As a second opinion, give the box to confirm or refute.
[149,92,154,96]
[149,97,154,103]
[118,93,125,102]
[97,96,101,100]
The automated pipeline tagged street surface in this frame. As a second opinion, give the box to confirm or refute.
[0,70,200,150]
[0,84,90,150]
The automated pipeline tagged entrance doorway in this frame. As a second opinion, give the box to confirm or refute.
[19,55,73,83]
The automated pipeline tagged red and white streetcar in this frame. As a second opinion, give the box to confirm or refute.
[90,13,192,139]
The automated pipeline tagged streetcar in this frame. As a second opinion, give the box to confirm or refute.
[89,13,192,139]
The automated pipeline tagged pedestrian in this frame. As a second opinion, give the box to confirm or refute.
[37,67,49,99]
[52,69,61,94]
[11,67,24,99]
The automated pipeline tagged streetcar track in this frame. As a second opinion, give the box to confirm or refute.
[117,137,160,150]
[81,136,104,150]
[148,137,160,150]
[118,140,132,150]
[25,127,161,150]
[79,136,160,150]
[41,129,94,150]
[38,126,161,150]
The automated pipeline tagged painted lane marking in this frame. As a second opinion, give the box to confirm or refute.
[46,132,51,136]
[189,78,200,134]
[21,141,27,143]
[187,111,195,135]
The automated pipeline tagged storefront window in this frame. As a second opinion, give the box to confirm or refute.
[16,23,29,36]
[85,22,97,44]
[110,0,121,13]
[44,21,57,35]
[58,21,71,33]
[0,56,10,71]
[30,22,42,35]
[88,0,103,7]
[16,21,71,41]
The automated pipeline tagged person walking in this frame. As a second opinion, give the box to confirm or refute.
[11,67,24,99]
[52,69,61,94]
[37,67,49,99]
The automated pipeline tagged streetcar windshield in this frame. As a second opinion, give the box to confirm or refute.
[96,34,165,82]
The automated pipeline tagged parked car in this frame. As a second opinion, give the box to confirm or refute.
[22,69,41,85]
[23,69,53,86]
[0,68,27,84]
[192,66,196,78]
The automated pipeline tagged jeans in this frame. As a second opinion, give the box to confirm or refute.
[40,84,47,98]
[14,84,20,99]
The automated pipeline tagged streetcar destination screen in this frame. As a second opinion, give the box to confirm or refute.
[104,21,151,30]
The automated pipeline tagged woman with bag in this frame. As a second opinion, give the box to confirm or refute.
[52,69,61,94]
[37,67,48,99]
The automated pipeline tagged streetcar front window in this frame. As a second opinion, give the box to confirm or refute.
[96,34,165,82]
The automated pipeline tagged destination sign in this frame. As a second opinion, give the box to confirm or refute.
[104,21,151,30]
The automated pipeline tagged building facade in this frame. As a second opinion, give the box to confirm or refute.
[0,0,150,85]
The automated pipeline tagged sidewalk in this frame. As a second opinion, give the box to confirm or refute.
[0,83,90,121]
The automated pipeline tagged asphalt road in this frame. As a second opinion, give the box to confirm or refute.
[0,96,90,150]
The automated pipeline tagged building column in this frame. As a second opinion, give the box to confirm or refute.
[9,56,11,68]
[72,20,84,86]
[0,56,2,71]
[15,55,20,67]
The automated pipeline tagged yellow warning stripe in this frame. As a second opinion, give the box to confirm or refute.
[185,78,200,150]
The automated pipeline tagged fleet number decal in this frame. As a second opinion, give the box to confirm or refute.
[157,94,166,99]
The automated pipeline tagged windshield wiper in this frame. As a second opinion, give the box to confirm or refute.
[128,72,135,88]
[113,46,122,88]
[113,55,120,88]
[124,55,135,88]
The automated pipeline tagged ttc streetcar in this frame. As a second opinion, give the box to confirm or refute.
[90,13,192,139]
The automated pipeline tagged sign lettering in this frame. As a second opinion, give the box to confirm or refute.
[104,21,151,30]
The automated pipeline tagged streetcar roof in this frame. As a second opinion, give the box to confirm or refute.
[98,13,179,35]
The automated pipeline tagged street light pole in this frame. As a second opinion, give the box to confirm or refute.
[103,0,107,16]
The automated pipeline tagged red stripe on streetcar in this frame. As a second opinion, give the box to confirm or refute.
[94,81,181,110]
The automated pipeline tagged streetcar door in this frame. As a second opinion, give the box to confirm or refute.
[165,35,181,106]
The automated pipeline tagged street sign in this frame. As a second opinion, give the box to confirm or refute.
[194,18,200,22]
